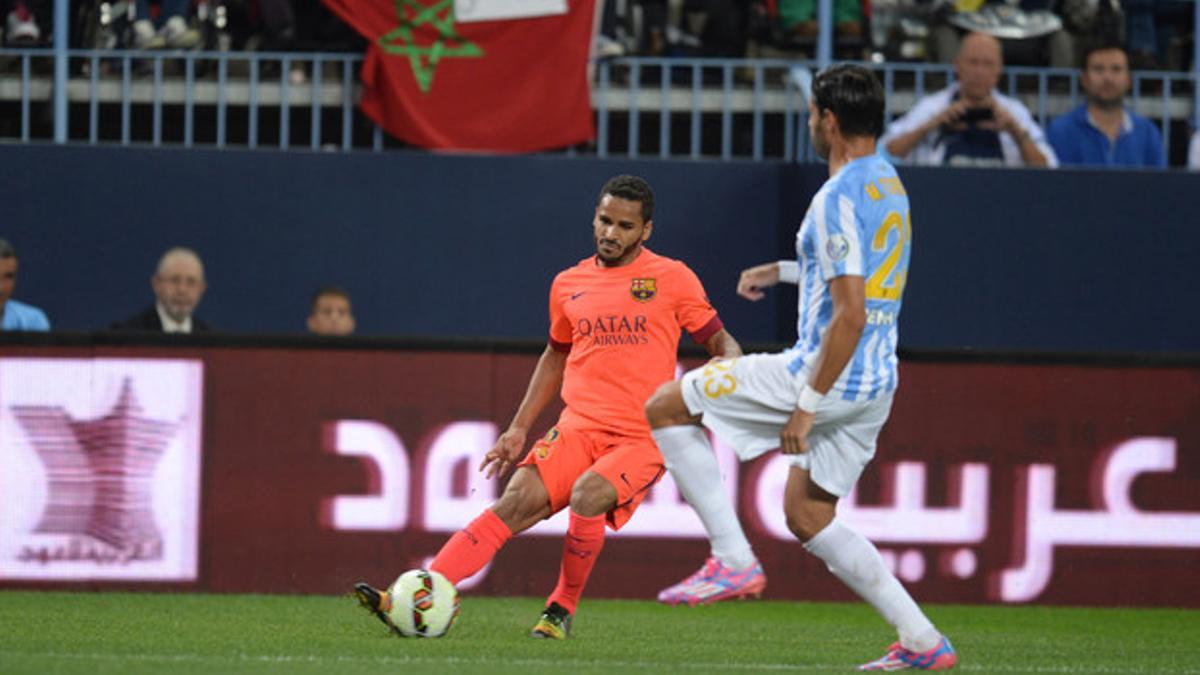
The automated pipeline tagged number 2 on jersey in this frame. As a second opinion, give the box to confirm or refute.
[865,210,910,302]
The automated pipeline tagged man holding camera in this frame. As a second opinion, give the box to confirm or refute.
[879,32,1056,168]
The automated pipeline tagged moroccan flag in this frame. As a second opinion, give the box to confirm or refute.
[321,0,597,152]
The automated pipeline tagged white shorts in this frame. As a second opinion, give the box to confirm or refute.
[680,352,894,497]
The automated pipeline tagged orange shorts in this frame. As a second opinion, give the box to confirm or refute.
[517,425,665,530]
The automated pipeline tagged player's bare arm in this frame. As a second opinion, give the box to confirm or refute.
[780,275,866,455]
[703,328,742,360]
[480,344,567,479]
[736,262,783,301]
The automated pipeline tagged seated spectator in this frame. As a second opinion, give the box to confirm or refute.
[1047,43,1165,168]
[283,0,364,83]
[1125,0,1193,69]
[132,0,200,50]
[292,0,361,52]
[879,31,1057,168]
[307,287,355,336]
[112,247,212,333]
[3,0,41,45]
[929,0,1080,68]
[779,0,862,41]
[0,238,49,332]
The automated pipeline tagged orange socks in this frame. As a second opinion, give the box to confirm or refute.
[547,511,607,614]
[429,508,512,585]
[431,507,606,614]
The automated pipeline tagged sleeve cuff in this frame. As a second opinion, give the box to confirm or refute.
[549,337,572,353]
[689,315,724,344]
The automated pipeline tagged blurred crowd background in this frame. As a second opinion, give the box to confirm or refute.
[1,0,1193,71]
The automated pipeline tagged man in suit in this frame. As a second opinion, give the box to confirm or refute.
[112,247,212,333]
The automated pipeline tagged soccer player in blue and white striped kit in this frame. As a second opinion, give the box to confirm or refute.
[646,64,957,671]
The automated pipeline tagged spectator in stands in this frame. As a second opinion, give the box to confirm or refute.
[282,0,363,83]
[225,0,300,73]
[1047,43,1165,168]
[1125,0,1193,69]
[307,287,355,336]
[879,31,1056,168]
[111,247,212,333]
[604,0,746,58]
[779,0,862,40]
[0,238,50,331]
[258,0,296,52]
[132,0,200,50]
[3,0,41,45]
[928,0,1079,68]
[594,0,625,57]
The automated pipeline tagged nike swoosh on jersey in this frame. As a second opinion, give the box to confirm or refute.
[569,291,588,301]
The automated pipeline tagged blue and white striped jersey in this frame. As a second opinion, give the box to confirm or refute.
[787,154,911,402]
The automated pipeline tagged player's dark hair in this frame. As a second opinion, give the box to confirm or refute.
[598,175,655,223]
[311,286,351,311]
[1082,41,1128,70]
[0,238,15,260]
[811,64,885,139]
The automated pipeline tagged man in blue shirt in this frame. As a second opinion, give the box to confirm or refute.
[0,239,49,332]
[1048,42,1165,168]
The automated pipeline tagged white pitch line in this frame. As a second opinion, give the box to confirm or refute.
[2,651,1197,674]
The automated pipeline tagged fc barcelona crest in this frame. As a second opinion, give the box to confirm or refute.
[535,427,560,459]
[631,278,657,302]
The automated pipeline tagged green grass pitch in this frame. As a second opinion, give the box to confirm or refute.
[2,591,1197,674]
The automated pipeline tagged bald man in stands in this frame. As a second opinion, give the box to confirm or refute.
[879,31,1056,168]
[111,247,213,333]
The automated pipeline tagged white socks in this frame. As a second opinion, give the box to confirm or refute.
[654,425,939,652]
[652,425,757,570]
[804,520,941,652]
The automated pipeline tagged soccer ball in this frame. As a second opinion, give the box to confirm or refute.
[386,569,460,638]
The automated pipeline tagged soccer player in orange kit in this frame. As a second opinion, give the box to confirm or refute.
[354,175,742,638]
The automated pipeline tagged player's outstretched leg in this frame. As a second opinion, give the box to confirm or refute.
[785,466,955,670]
[353,467,552,633]
[647,383,765,606]
[430,466,551,584]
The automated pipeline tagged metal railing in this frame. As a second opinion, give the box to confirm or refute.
[1,49,1196,162]
[591,59,1198,162]
[0,49,384,150]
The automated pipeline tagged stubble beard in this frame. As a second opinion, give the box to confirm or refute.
[596,239,637,266]
[1088,92,1125,111]
[812,127,831,161]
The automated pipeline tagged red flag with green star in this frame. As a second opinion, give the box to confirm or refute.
[321,0,596,152]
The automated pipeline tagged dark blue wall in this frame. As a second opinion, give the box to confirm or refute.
[2,145,784,342]
[896,166,1196,352]
[2,145,1196,352]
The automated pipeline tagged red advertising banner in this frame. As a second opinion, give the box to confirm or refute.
[0,343,1196,607]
